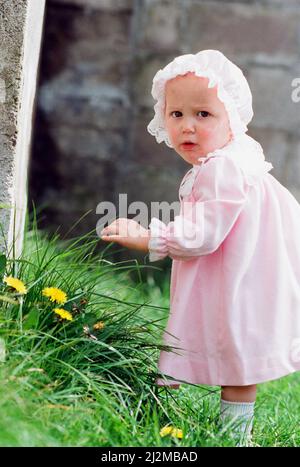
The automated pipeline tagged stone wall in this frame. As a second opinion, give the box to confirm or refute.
[0,0,45,257]
[29,0,300,252]
[0,1,25,252]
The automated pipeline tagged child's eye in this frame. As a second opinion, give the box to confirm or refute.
[170,111,182,118]
[197,111,210,118]
[169,110,210,118]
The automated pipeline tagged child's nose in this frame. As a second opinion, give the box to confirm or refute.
[182,117,196,133]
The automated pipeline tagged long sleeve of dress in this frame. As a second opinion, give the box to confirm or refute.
[148,156,250,262]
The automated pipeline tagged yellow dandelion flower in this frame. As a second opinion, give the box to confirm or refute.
[170,428,183,439]
[4,276,27,294]
[93,321,105,331]
[53,308,73,321]
[160,425,183,439]
[42,287,67,305]
[160,426,173,437]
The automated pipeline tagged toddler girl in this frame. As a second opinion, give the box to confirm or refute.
[100,50,300,446]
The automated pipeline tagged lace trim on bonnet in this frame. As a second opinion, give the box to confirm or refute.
[147,50,273,179]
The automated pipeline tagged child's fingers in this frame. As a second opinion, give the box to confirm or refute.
[101,234,120,242]
[100,227,117,237]
[101,233,115,239]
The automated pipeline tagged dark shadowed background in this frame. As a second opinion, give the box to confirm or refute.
[28,0,300,263]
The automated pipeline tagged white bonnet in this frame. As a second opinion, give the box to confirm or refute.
[147,49,253,148]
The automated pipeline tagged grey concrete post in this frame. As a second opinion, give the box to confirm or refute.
[0,0,45,258]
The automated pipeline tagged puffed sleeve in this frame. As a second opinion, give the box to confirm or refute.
[148,156,250,262]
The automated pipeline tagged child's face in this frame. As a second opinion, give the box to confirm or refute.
[164,72,232,165]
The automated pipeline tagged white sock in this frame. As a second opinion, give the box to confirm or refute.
[220,399,255,445]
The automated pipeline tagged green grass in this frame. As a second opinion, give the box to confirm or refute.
[0,220,300,447]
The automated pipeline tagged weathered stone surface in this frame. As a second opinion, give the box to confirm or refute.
[285,138,300,200]
[50,126,124,161]
[0,1,25,247]
[136,0,182,51]
[132,54,180,108]
[29,0,133,237]
[207,0,300,7]
[117,163,182,218]
[248,127,300,203]
[0,0,45,256]
[40,4,132,82]
[185,2,300,65]
[30,154,116,236]
[29,0,300,248]
[248,127,290,180]
[39,78,130,130]
[248,67,300,132]
[50,0,134,11]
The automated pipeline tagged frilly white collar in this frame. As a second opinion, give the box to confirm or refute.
[179,134,273,198]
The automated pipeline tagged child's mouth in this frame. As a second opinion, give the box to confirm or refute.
[181,142,197,150]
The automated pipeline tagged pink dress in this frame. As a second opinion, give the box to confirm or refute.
[148,136,300,387]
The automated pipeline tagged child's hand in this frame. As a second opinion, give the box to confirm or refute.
[100,218,151,253]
